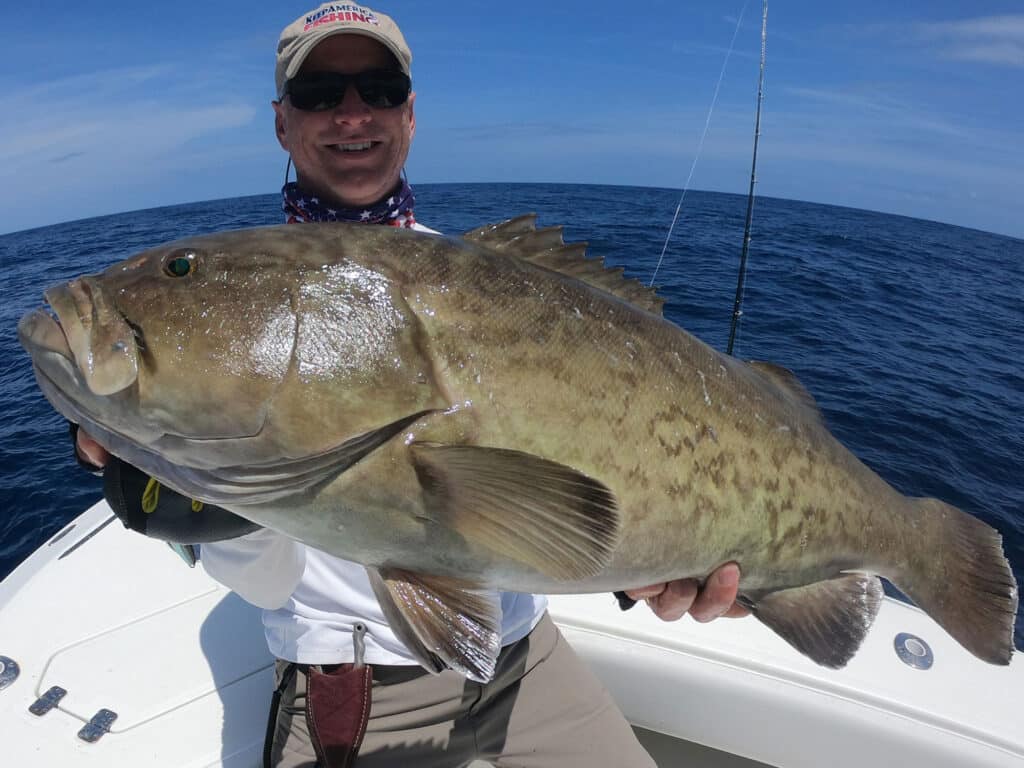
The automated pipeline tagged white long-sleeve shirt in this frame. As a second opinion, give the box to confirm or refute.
[201,530,547,665]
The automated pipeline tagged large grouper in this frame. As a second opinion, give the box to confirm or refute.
[18,217,1018,681]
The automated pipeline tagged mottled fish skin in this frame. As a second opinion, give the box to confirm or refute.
[19,220,1018,676]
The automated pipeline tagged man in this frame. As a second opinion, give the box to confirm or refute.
[77,4,745,766]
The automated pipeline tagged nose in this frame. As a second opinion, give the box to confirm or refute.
[330,84,372,123]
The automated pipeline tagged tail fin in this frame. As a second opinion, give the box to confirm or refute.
[895,498,1018,664]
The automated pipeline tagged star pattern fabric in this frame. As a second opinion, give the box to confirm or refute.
[282,178,416,227]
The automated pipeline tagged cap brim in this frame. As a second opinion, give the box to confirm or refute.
[283,28,410,92]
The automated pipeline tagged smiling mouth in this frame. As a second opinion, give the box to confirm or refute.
[329,141,379,153]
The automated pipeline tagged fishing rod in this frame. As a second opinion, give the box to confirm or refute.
[726,0,768,356]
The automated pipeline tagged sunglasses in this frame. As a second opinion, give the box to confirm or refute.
[284,69,411,111]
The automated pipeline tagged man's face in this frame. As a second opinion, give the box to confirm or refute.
[274,35,416,208]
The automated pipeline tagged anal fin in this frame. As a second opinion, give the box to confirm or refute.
[751,574,883,669]
[367,567,501,683]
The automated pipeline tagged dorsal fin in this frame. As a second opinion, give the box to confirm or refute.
[747,361,824,421]
[463,214,665,316]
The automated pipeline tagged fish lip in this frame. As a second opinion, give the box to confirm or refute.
[34,279,140,396]
[17,306,73,360]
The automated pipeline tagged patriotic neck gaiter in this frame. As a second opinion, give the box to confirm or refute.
[282,178,416,227]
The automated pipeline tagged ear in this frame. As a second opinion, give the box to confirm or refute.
[272,100,290,151]
[407,91,416,140]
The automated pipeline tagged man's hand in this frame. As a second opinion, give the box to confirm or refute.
[76,428,111,469]
[625,562,749,622]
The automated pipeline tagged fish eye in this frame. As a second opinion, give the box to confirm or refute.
[164,250,197,278]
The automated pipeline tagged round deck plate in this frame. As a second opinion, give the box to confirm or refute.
[894,633,934,670]
[0,656,20,691]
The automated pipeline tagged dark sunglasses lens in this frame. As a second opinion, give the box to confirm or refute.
[354,71,410,108]
[287,71,410,111]
[287,79,343,111]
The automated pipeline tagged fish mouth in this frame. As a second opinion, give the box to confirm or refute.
[17,306,73,360]
[18,278,139,396]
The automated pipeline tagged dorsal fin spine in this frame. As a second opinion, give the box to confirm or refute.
[462,215,665,316]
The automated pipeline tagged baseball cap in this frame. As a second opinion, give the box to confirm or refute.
[275,3,412,98]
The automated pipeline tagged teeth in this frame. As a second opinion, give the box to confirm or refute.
[336,141,373,152]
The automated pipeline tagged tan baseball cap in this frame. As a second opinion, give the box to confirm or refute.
[275,3,412,98]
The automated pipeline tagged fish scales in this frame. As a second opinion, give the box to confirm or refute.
[393,235,887,590]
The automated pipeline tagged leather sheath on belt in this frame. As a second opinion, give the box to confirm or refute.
[305,663,373,768]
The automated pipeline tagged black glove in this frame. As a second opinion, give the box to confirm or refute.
[103,457,262,544]
[613,591,638,611]
[69,421,262,544]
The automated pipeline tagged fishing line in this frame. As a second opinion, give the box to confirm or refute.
[649,0,751,288]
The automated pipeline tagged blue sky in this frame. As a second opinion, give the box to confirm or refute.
[1,1,1021,238]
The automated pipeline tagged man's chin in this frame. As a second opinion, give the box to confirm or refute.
[328,177,399,209]
[297,164,400,209]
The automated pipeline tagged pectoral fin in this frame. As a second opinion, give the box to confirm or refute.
[409,443,621,581]
[367,567,502,682]
[751,574,883,669]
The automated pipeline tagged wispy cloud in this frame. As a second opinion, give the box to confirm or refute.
[916,14,1024,68]
[50,152,86,164]
[0,64,262,232]
[0,65,258,184]
[781,86,970,140]
[1,66,257,162]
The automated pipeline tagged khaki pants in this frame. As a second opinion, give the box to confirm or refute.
[269,612,656,767]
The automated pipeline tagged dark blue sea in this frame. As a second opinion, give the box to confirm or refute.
[1,183,1021,649]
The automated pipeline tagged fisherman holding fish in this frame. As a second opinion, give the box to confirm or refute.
[22,1,1014,764]
[71,4,745,766]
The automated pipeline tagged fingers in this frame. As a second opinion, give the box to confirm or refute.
[76,429,111,469]
[721,602,751,619]
[623,583,668,602]
[642,579,699,622]
[688,562,747,622]
[623,562,750,623]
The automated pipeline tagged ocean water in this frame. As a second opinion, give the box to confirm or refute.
[1,183,1021,650]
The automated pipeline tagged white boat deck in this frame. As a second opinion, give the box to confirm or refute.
[1,500,1022,767]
